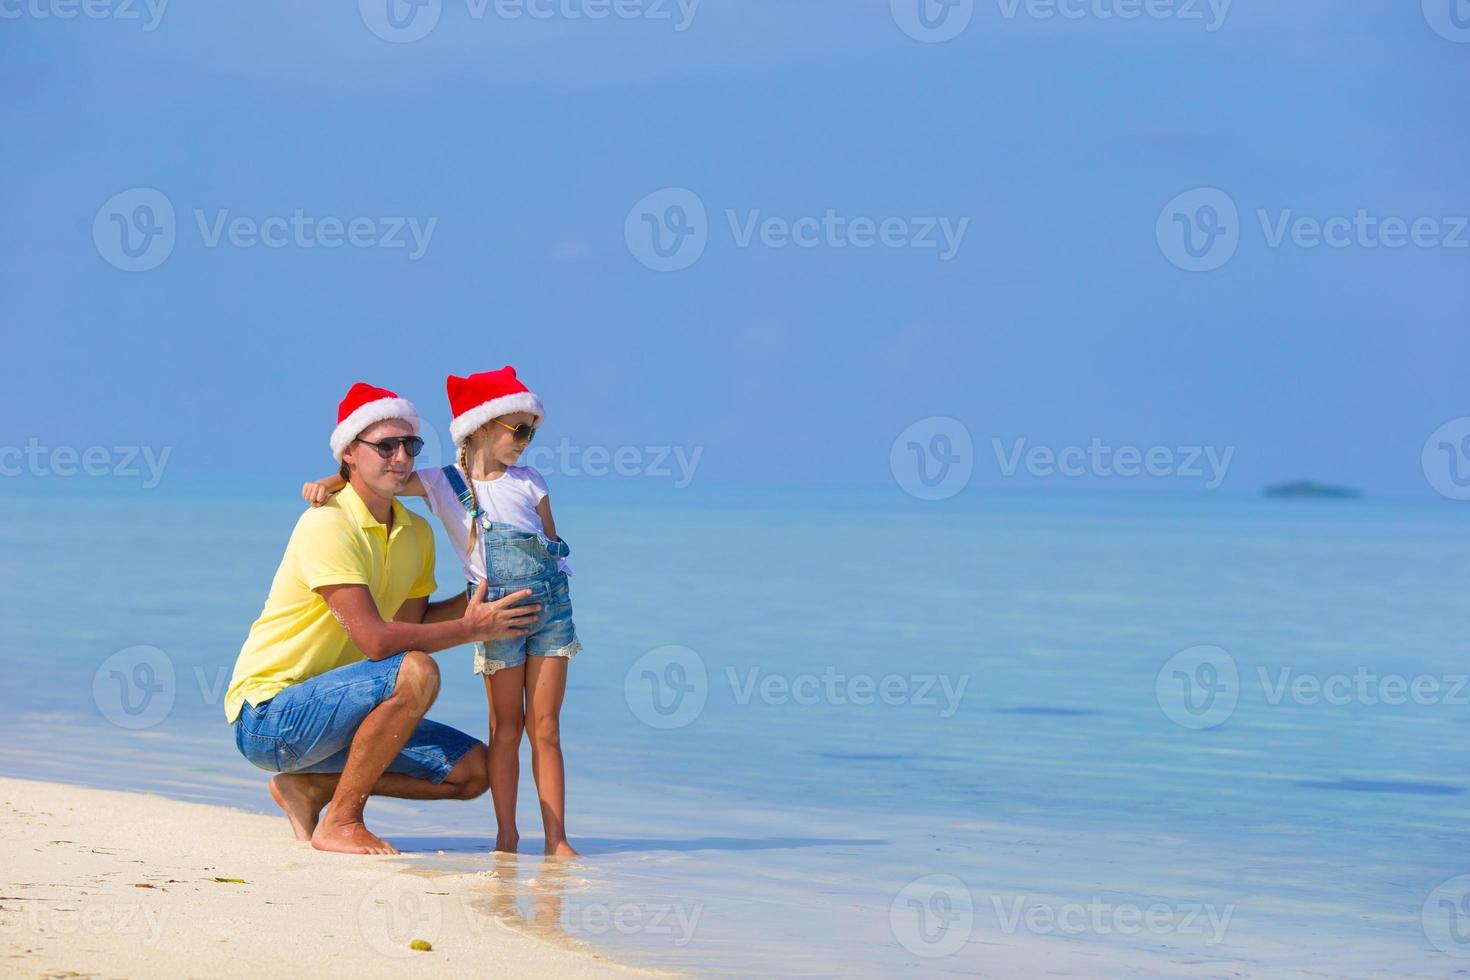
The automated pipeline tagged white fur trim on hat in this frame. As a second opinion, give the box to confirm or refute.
[449,392,545,446]
[330,397,421,461]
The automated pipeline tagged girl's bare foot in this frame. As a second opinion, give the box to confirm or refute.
[545,839,580,859]
[269,774,331,841]
[311,820,399,855]
[494,833,520,853]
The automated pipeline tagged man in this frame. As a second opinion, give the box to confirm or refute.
[225,382,539,855]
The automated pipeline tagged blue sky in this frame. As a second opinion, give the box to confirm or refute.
[3,0,1467,499]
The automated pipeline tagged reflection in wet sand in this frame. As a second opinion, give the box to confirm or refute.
[462,853,589,955]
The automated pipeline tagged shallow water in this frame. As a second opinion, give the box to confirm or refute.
[3,487,1468,976]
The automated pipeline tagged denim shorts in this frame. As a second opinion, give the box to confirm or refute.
[232,652,480,784]
[469,573,581,675]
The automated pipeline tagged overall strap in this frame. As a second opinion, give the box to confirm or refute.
[440,465,479,521]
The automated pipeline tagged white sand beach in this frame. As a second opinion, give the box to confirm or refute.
[0,777,642,979]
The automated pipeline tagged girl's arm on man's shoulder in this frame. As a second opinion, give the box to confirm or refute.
[302,473,345,507]
[303,472,427,508]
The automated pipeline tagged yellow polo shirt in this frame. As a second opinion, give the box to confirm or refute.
[225,483,437,723]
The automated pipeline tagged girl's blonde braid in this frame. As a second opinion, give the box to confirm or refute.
[457,439,479,559]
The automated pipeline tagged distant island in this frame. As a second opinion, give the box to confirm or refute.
[1263,480,1363,499]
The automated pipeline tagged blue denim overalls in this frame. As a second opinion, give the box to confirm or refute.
[440,465,580,674]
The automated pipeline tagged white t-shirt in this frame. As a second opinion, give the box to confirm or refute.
[419,465,571,583]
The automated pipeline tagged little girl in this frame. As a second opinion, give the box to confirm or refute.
[305,366,581,857]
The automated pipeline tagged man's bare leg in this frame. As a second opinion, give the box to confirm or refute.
[311,651,442,855]
[269,747,490,841]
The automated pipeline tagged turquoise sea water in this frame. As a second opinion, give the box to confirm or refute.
[3,485,1469,976]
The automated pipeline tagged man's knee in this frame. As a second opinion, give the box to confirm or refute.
[449,745,490,800]
[393,651,441,711]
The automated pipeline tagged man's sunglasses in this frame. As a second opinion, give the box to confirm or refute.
[353,435,426,459]
[491,418,538,443]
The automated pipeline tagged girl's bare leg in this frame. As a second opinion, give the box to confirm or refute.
[484,664,527,853]
[525,655,578,858]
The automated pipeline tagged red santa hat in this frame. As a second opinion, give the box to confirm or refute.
[447,366,546,446]
[330,382,421,461]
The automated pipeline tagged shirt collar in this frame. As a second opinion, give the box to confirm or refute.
[337,482,411,535]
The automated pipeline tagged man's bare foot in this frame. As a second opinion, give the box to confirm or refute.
[311,820,399,855]
[494,833,519,853]
[269,774,330,842]
[545,839,580,859]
